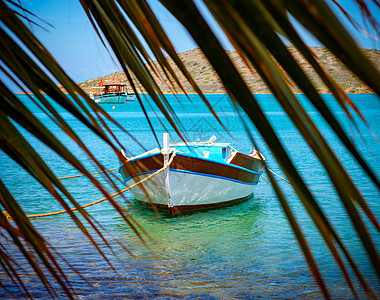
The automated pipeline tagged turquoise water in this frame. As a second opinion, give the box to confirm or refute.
[1,94,379,298]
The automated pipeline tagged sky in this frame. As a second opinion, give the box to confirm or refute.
[5,0,380,85]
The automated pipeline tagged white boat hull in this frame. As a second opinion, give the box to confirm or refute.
[126,168,257,210]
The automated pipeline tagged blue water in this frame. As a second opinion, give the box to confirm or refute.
[0,94,379,298]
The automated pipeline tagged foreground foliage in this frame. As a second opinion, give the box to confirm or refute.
[0,0,379,298]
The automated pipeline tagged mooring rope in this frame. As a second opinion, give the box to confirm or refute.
[260,175,269,184]
[57,168,118,180]
[0,168,119,181]
[267,168,291,184]
[4,152,177,220]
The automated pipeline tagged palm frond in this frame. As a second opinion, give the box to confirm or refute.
[1,0,379,298]
[0,0,150,296]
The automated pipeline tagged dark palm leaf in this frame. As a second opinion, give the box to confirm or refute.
[0,1,151,296]
[1,0,379,298]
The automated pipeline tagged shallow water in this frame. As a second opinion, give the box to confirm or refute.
[1,94,379,298]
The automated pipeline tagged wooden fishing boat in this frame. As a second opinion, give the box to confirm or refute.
[90,79,136,103]
[119,134,265,214]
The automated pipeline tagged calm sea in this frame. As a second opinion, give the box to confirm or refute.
[1,94,379,298]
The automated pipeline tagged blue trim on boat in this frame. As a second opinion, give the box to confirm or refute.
[170,169,259,185]
[123,168,259,185]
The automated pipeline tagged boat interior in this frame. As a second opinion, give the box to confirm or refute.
[126,142,263,165]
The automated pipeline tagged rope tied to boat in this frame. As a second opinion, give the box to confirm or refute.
[58,168,118,180]
[3,151,177,220]
[266,168,291,184]
[260,175,269,184]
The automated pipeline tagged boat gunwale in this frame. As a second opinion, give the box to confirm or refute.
[169,142,231,146]
[120,151,264,180]
[126,143,233,161]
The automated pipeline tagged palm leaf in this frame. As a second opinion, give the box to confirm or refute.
[229,1,379,190]
[0,1,151,296]
[158,0,379,294]
[1,0,379,298]
[283,0,380,94]
[206,7,375,294]
[201,0,380,274]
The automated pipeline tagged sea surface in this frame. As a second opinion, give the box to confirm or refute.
[1,94,379,298]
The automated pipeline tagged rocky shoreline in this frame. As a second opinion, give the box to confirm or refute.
[60,47,379,95]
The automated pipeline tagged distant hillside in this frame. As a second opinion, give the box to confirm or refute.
[78,47,379,94]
